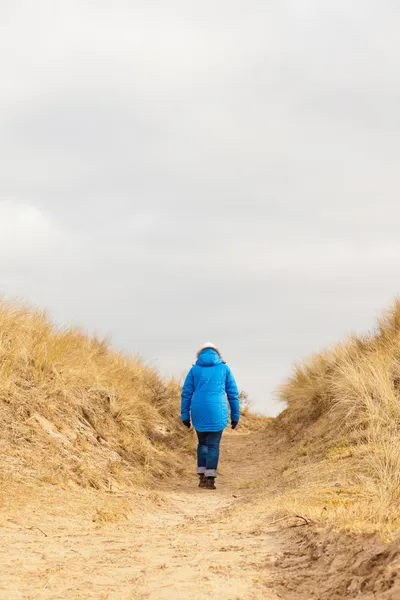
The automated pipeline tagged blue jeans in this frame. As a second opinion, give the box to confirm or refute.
[196,430,223,477]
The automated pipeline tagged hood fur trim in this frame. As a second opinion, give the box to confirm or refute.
[195,343,226,364]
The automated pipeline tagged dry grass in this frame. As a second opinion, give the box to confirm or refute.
[0,300,266,518]
[240,407,272,432]
[0,300,193,501]
[275,299,400,536]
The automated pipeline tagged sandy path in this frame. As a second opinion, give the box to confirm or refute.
[1,433,282,599]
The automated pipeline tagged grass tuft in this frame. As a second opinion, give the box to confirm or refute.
[0,300,192,496]
[276,298,400,535]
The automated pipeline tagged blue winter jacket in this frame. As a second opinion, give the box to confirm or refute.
[181,349,240,432]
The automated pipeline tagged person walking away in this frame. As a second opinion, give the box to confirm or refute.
[181,343,240,490]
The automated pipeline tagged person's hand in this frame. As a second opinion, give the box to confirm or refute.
[231,421,238,430]
[182,419,191,429]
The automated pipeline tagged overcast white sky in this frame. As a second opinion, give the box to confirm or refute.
[1,1,400,415]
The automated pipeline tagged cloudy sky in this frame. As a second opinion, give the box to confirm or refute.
[1,1,400,415]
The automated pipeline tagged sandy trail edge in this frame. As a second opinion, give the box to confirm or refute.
[1,433,281,600]
[3,431,400,600]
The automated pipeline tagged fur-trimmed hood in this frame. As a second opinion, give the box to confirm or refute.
[195,343,226,365]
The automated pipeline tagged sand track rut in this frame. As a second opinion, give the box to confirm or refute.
[4,432,399,599]
[1,433,282,599]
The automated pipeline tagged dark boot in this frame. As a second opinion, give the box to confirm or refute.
[205,476,216,490]
[198,474,206,488]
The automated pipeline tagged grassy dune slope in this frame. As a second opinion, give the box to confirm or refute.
[275,299,400,536]
[0,301,194,496]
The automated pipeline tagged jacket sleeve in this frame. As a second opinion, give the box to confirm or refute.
[181,368,194,421]
[225,367,240,423]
